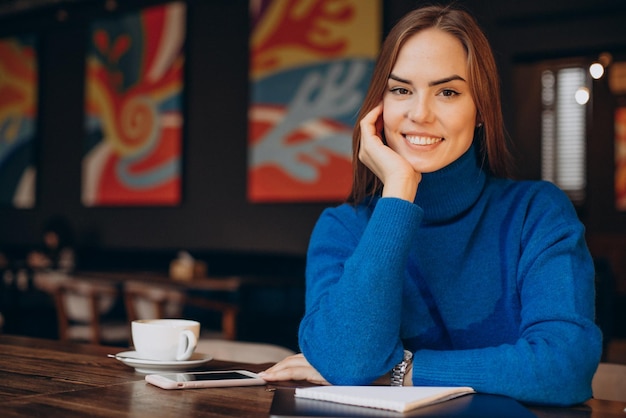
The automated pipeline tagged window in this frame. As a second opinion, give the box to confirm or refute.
[540,65,589,204]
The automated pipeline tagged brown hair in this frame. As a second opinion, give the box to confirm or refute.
[347,5,512,204]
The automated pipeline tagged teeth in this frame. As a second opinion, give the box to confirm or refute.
[405,135,443,145]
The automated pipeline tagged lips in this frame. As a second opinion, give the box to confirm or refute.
[404,135,444,145]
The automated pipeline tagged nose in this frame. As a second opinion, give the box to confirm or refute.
[405,95,434,123]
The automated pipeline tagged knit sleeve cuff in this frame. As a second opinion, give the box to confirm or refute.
[366,197,423,248]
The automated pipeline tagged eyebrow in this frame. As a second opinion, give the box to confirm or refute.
[389,74,467,86]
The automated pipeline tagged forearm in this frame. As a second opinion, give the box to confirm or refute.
[408,213,601,405]
[410,318,600,405]
[299,199,423,384]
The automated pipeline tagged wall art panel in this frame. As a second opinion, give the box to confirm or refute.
[83,1,185,206]
[0,34,37,208]
[248,0,380,202]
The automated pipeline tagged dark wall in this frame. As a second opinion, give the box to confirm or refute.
[1,0,625,266]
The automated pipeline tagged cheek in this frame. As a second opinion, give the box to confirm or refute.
[443,105,476,140]
[382,96,404,123]
[457,114,478,141]
[381,101,403,146]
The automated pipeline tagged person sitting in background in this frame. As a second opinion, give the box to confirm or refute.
[27,216,75,274]
[260,4,602,406]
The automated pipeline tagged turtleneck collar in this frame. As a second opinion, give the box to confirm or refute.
[414,143,486,224]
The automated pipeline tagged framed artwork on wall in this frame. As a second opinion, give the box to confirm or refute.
[247,0,381,202]
[82,1,186,207]
[0,34,37,208]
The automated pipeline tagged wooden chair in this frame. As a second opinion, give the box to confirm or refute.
[123,281,186,321]
[592,362,626,402]
[51,277,129,345]
[123,281,239,340]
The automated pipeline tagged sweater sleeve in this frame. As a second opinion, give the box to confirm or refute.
[410,182,602,406]
[298,198,423,385]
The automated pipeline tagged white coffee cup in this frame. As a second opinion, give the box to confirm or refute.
[131,319,200,361]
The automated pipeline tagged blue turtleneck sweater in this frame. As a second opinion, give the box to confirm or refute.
[298,145,601,406]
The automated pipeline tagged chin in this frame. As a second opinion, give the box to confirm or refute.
[409,160,446,173]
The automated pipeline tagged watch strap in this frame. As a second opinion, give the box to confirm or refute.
[390,349,413,386]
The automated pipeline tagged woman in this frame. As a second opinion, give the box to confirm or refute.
[260,5,601,406]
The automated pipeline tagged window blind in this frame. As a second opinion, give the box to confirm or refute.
[541,67,587,203]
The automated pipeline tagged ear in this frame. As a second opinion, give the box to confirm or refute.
[475,111,483,128]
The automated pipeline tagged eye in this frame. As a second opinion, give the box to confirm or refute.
[389,86,411,95]
[439,89,459,97]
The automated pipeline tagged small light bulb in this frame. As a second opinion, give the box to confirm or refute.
[575,87,590,105]
[589,63,604,79]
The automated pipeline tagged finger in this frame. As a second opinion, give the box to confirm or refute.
[263,353,305,374]
[260,366,306,382]
[261,365,329,385]
[360,103,383,138]
[261,353,308,378]
[260,354,329,384]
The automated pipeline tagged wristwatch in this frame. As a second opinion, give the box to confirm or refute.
[390,349,413,386]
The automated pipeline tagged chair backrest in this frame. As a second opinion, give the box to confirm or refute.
[123,281,186,321]
[592,362,626,402]
[123,281,239,340]
[52,278,128,345]
[184,295,239,340]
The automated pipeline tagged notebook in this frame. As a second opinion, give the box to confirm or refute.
[294,386,475,413]
[269,388,538,418]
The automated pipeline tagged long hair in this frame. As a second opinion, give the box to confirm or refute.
[347,5,512,204]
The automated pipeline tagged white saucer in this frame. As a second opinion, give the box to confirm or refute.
[113,351,212,374]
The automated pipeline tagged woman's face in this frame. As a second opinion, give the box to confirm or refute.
[382,28,477,173]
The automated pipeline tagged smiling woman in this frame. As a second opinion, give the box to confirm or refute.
[259,4,602,407]
[381,28,477,180]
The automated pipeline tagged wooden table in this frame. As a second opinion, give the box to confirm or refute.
[1,335,624,417]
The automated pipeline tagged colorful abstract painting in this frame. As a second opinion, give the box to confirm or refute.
[615,107,626,209]
[0,34,37,208]
[248,0,381,202]
[83,1,185,206]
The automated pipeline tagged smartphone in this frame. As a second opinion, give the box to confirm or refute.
[145,370,266,390]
